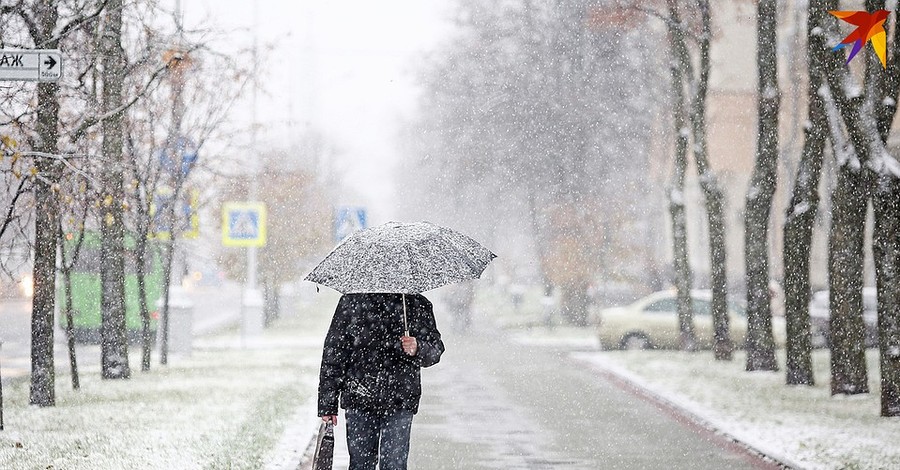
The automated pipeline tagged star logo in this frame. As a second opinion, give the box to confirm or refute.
[830,10,890,68]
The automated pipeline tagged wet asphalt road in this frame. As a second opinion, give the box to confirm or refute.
[405,327,776,470]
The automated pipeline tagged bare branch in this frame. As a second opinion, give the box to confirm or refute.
[39,0,112,48]
[634,5,702,44]
[0,176,28,240]
[67,61,171,143]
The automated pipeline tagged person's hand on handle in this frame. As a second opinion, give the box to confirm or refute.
[401,335,418,356]
[322,415,338,426]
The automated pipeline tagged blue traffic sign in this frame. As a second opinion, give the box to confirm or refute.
[157,136,198,178]
[222,202,267,247]
[152,187,199,239]
[334,206,367,241]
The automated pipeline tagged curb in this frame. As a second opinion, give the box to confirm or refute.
[572,354,805,470]
[264,397,319,470]
[295,427,320,470]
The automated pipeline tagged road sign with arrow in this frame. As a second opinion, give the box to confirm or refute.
[0,49,62,82]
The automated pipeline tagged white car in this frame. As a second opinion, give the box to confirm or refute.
[809,288,878,348]
[597,289,786,350]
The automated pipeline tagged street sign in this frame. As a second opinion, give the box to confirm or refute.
[222,202,267,247]
[334,206,367,242]
[0,49,62,82]
[152,187,200,240]
[157,136,198,179]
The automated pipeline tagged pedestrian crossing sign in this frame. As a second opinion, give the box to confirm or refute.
[222,202,267,247]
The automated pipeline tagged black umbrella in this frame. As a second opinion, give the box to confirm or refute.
[304,221,496,333]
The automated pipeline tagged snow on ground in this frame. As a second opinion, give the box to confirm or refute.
[0,290,339,470]
[508,322,899,470]
[571,348,900,470]
[10,282,895,470]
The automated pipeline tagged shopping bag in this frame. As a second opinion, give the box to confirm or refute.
[312,421,334,470]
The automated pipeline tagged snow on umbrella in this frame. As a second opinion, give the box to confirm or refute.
[304,221,496,332]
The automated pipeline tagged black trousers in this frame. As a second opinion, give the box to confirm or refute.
[345,408,414,470]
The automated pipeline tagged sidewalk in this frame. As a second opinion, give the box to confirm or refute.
[292,295,776,470]
[504,314,900,470]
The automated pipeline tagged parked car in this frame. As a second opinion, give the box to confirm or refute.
[809,288,878,348]
[596,289,786,350]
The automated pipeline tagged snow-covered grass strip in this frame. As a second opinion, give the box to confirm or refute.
[0,291,338,470]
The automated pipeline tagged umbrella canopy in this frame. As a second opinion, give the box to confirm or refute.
[304,221,496,294]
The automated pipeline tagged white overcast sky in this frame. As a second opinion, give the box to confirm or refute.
[178,0,452,223]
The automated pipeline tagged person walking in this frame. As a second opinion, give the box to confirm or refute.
[318,292,444,470]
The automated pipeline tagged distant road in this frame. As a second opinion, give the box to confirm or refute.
[0,298,40,381]
[0,282,243,382]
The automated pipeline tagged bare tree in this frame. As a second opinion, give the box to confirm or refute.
[58,201,90,390]
[866,0,900,415]
[403,0,663,324]
[818,5,874,397]
[125,117,163,371]
[873,170,900,415]
[663,0,696,352]
[0,137,33,252]
[28,0,63,406]
[0,0,119,401]
[688,0,731,360]
[819,0,900,401]
[99,0,130,380]
[744,0,780,372]
[661,0,730,357]
[782,1,829,386]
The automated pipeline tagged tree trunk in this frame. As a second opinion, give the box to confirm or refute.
[704,187,731,360]
[134,228,152,372]
[29,2,62,407]
[62,266,80,390]
[782,131,824,386]
[665,0,695,351]
[561,281,590,327]
[783,2,828,386]
[818,0,891,397]
[828,164,870,394]
[159,237,177,365]
[873,177,900,415]
[100,0,130,380]
[157,174,188,368]
[745,0,780,372]
[869,0,900,417]
[687,0,730,359]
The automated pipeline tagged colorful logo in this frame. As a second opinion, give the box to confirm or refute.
[830,10,890,68]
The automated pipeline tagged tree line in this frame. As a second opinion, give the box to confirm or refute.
[402,0,900,417]
[0,0,251,407]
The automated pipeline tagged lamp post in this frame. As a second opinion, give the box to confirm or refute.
[241,0,265,343]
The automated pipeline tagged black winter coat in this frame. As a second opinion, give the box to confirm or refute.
[317,293,444,416]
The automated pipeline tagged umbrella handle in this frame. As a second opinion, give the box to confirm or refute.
[402,294,409,337]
